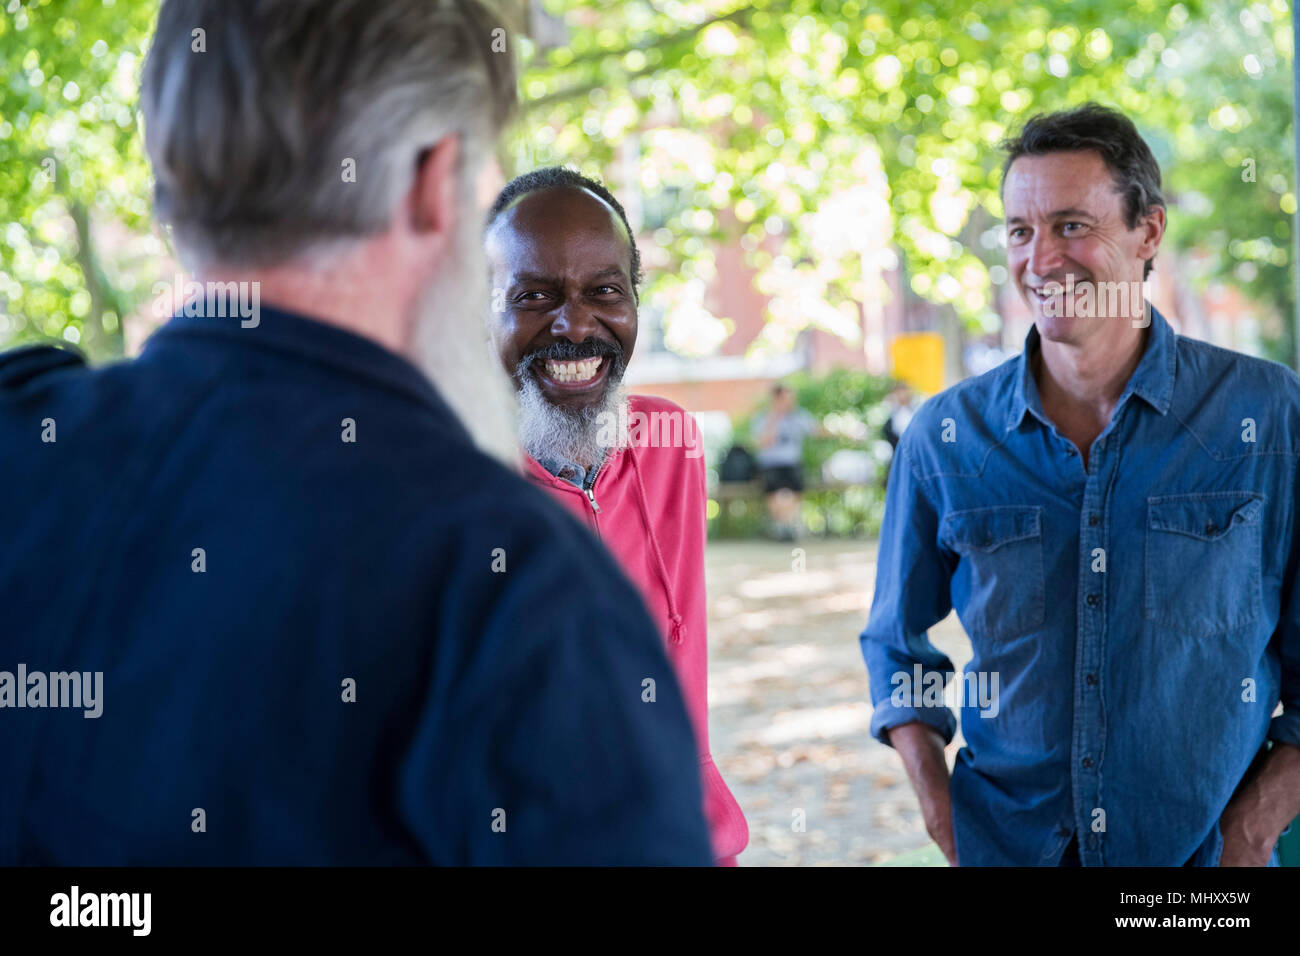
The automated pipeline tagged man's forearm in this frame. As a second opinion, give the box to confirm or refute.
[888,720,956,863]
[1221,741,1300,864]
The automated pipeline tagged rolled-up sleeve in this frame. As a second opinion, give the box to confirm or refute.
[1268,458,1300,748]
[860,432,958,747]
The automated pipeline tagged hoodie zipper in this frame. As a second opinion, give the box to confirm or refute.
[582,458,604,515]
[533,446,686,647]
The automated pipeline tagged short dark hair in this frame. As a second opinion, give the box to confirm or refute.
[1000,103,1165,279]
[486,166,643,300]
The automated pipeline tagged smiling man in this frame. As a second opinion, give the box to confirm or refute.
[485,167,748,865]
[860,103,1300,866]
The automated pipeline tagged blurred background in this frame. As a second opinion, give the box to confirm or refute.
[3,0,1296,864]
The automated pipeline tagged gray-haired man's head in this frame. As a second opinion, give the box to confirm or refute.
[141,0,516,271]
[140,0,522,465]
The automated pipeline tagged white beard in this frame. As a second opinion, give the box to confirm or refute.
[516,375,629,470]
[409,214,521,471]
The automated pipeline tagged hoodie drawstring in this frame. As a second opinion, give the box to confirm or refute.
[626,446,685,645]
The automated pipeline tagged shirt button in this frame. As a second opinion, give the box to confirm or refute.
[1088,513,1100,526]
[1205,522,1218,535]
[1086,673,1098,685]
[1081,756,1094,768]
[1086,593,1100,607]
[1065,448,1077,457]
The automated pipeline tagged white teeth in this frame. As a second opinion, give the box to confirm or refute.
[543,357,602,384]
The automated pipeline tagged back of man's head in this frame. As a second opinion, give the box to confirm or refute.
[141,0,517,273]
[141,0,523,467]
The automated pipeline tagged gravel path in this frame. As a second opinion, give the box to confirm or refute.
[705,538,972,866]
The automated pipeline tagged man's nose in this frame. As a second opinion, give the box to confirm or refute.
[549,300,600,342]
[1026,230,1066,279]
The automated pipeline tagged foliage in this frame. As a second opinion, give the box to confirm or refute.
[711,366,895,538]
[515,0,1297,365]
[1,0,1295,367]
[1155,4,1296,360]
[789,366,895,537]
[0,0,160,356]
[786,365,896,470]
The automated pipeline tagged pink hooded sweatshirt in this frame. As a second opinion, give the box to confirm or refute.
[524,393,749,864]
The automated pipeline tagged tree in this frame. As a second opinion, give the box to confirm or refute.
[512,0,1297,366]
[2,0,1294,367]
[0,0,159,358]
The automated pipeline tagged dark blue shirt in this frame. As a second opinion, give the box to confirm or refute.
[0,305,712,865]
[861,307,1300,865]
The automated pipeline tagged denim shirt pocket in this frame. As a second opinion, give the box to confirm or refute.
[1144,492,1264,638]
[940,505,1045,641]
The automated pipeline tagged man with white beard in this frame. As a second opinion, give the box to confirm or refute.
[485,168,749,864]
[0,0,711,866]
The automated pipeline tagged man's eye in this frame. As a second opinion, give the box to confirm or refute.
[592,286,622,296]
[1008,227,1028,241]
[516,291,548,302]
[1063,222,1086,235]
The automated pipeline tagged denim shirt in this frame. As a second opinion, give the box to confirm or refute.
[860,306,1300,865]
[538,455,594,490]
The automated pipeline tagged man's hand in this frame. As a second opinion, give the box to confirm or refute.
[1218,742,1300,867]
[888,721,957,865]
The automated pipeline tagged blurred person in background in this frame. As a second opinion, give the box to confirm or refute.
[752,383,818,541]
[881,382,917,452]
[881,382,919,490]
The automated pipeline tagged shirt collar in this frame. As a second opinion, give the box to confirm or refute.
[538,454,589,489]
[1004,303,1177,433]
[147,301,466,431]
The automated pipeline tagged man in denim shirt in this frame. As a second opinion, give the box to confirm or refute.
[860,103,1300,866]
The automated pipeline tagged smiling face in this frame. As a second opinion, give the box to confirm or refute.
[1004,150,1163,344]
[486,186,638,411]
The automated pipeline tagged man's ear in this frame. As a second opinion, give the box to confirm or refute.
[1136,204,1166,264]
[409,134,461,238]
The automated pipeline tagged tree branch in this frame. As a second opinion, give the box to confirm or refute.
[524,1,780,112]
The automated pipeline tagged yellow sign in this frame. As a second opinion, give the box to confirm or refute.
[889,332,944,395]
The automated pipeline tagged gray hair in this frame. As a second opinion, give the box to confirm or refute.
[141,0,518,270]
